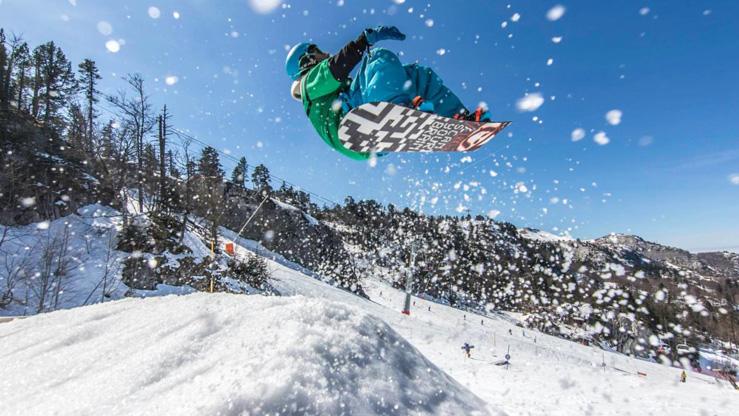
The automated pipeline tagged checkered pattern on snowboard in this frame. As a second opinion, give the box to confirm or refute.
[338,102,468,153]
[338,102,509,153]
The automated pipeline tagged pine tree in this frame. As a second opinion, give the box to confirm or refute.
[77,59,101,142]
[0,29,8,107]
[251,163,272,196]
[12,41,30,111]
[196,146,225,247]
[198,146,223,179]
[30,42,76,125]
[231,156,248,188]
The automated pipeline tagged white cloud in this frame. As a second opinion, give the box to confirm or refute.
[516,93,544,112]
[606,109,622,125]
[547,5,566,21]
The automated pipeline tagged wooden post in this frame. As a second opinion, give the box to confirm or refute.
[210,239,215,293]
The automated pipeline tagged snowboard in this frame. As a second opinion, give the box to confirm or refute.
[338,102,511,153]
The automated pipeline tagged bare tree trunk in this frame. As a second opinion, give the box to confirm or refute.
[158,112,166,212]
[35,231,58,313]
[31,58,41,117]
[52,225,71,310]
[42,48,54,122]
[17,66,26,110]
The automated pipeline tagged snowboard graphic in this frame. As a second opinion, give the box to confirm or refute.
[339,102,511,153]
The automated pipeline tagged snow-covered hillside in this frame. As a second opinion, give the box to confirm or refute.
[1,234,737,415]
[0,294,489,415]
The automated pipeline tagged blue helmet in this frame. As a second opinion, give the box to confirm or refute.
[285,42,315,81]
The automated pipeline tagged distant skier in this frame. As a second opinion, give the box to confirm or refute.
[509,329,513,336]
[680,370,687,383]
[285,26,491,160]
[462,343,475,358]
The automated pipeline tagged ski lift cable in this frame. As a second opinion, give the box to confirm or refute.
[169,127,339,208]
[95,103,339,208]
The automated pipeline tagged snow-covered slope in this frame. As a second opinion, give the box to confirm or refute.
[1,231,737,415]
[265,257,739,415]
[0,294,490,416]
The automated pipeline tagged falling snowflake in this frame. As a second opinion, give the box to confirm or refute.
[516,93,544,112]
[552,36,563,43]
[105,40,121,53]
[638,135,654,146]
[97,21,113,36]
[547,5,566,21]
[249,0,282,14]
[20,197,36,208]
[605,109,622,125]
[729,173,739,185]
[148,6,161,19]
[639,7,650,16]
[594,131,610,145]
[571,128,585,142]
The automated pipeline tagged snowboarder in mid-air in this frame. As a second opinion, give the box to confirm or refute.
[462,343,475,358]
[285,25,492,160]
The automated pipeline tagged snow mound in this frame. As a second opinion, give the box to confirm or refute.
[0,294,490,416]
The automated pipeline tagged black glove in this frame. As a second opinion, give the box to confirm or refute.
[364,26,406,45]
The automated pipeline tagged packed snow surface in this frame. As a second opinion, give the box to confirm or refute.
[1,226,737,415]
[0,294,490,416]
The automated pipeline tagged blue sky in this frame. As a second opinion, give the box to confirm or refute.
[1,0,737,252]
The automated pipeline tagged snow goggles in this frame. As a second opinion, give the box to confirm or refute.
[299,44,322,70]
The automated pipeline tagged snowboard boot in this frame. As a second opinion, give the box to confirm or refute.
[454,108,491,122]
[412,96,435,113]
